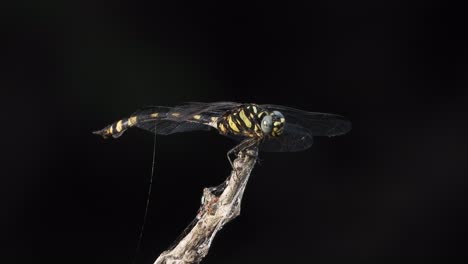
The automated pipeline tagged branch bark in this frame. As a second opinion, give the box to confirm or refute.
[154,146,258,264]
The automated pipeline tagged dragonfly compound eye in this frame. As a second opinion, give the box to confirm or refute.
[261,115,273,134]
[271,111,285,136]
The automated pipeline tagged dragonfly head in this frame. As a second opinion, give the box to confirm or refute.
[261,110,285,137]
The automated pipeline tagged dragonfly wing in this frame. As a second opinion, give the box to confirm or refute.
[167,102,242,120]
[223,123,313,152]
[259,123,313,152]
[135,119,212,135]
[130,106,209,135]
[261,104,351,137]
[132,102,242,136]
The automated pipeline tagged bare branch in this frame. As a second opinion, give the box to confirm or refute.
[154,146,258,264]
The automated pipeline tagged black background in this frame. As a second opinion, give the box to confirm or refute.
[2,1,467,263]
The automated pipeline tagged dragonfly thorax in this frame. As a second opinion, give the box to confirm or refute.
[215,104,286,139]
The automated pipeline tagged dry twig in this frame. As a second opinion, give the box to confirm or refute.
[154,146,258,264]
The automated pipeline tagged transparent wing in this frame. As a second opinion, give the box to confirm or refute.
[259,123,314,152]
[135,119,212,135]
[132,102,241,135]
[261,104,351,137]
[166,101,241,120]
[132,106,208,135]
[223,123,313,152]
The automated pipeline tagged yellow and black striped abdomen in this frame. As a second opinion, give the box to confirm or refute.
[93,109,215,138]
[216,104,265,138]
[93,115,142,138]
[93,109,174,138]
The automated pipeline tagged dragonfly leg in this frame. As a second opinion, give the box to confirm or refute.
[227,148,235,170]
[226,138,259,170]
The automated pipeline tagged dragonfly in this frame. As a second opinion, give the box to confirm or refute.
[93,102,351,164]
[94,102,351,263]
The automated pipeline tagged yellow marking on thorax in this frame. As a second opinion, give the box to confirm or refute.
[252,105,258,114]
[218,123,226,133]
[128,116,137,127]
[171,112,180,117]
[242,127,256,137]
[228,116,240,132]
[280,117,285,123]
[109,125,113,134]
[211,117,217,122]
[274,121,281,126]
[257,111,266,119]
[193,114,201,120]
[116,120,123,132]
[150,112,159,118]
[253,124,260,132]
[239,109,252,128]
[255,124,265,137]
